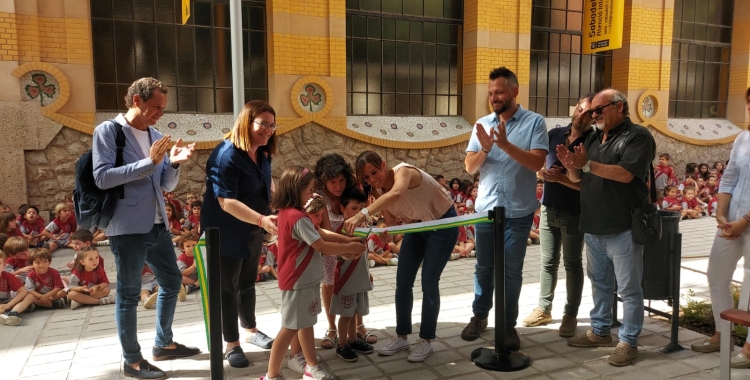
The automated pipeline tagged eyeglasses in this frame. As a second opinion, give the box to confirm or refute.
[583,102,616,117]
[254,120,277,131]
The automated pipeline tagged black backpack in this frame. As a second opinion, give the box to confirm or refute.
[74,121,126,230]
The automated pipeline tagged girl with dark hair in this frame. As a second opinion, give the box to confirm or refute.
[313,154,377,348]
[698,163,710,181]
[201,100,279,368]
[343,151,458,363]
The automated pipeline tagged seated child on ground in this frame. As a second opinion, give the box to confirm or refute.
[19,206,47,247]
[42,203,77,253]
[678,174,697,192]
[25,248,66,309]
[1,211,24,239]
[0,247,34,325]
[367,220,396,267]
[141,264,159,309]
[182,192,198,223]
[708,195,719,217]
[661,185,685,217]
[697,178,714,204]
[67,229,103,270]
[68,248,115,310]
[182,201,202,233]
[166,202,182,243]
[176,232,200,295]
[681,186,703,219]
[4,237,32,281]
[256,250,278,282]
[528,206,541,245]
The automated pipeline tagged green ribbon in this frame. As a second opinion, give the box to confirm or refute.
[352,211,491,237]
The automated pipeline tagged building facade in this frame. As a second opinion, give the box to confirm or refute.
[0,0,748,213]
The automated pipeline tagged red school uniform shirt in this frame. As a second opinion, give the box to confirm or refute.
[25,268,63,294]
[654,164,677,189]
[169,218,182,233]
[276,208,323,291]
[6,227,23,238]
[0,271,24,300]
[46,217,77,236]
[681,198,701,210]
[366,234,387,254]
[661,196,681,210]
[5,256,29,273]
[171,199,184,216]
[457,226,467,244]
[176,253,194,270]
[69,264,109,288]
[20,218,46,235]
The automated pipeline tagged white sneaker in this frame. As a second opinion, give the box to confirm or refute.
[408,338,433,362]
[388,258,398,266]
[100,295,115,305]
[378,336,410,356]
[450,253,459,260]
[287,352,306,374]
[70,300,81,310]
[303,363,334,380]
[368,260,375,268]
[262,374,287,380]
[469,250,476,257]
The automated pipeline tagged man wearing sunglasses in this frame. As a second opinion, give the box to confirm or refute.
[462,67,549,351]
[521,93,595,338]
[556,88,656,367]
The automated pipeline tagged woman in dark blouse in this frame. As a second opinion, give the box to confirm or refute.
[201,100,279,368]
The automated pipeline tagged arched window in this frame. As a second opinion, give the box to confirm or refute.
[529,0,612,116]
[346,0,463,115]
[91,0,268,113]
[669,0,733,118]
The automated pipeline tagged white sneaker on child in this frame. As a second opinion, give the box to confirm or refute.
[469,250,476,257]
[388,258,398,266]
[70,300,81,310]
[303,363,334,380]
[408,338,433,362]
[379,336,410,356]
[100,295,115,305]
[368,260,376,268]
[287,352,306,374]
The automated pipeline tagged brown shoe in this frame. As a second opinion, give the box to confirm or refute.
[559,315,577,337]
[521,307,552,327]
[608,342,637,366]
[567,329,613,347]
[461,317,488,341]
[505,327,520,351]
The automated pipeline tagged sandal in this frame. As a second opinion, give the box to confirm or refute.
[321,329,337,349]
[357,324,378,344]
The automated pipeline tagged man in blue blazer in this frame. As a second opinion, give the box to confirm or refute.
[93,77,198,380]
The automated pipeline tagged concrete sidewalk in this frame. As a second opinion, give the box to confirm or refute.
[0,217,743,379]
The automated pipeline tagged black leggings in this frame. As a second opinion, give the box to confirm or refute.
[220,228,263,343]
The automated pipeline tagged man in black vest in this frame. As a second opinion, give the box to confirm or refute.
[557,88,656,367]
[521,94,594,338]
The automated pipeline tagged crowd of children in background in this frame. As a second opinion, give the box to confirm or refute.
[654,153,726,219]
[0,191,203,326]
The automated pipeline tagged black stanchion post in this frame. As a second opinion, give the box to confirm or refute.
[205,227,224,379]
[662,232,684,353]
[471,206,531,371]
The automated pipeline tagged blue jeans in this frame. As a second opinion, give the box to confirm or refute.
[472,212,534,327]
[110,224,183,365]
[585,231,644,347]
[395,207,458,340]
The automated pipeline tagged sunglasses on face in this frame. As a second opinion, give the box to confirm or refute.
[583,102,616,117]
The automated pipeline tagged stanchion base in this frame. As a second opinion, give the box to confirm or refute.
[659,343,685,354]
[471,348,531,372]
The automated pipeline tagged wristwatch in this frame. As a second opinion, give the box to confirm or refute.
[582,160,592,173]
[359,207,369,218]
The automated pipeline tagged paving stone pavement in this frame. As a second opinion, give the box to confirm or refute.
[1,217,747,379]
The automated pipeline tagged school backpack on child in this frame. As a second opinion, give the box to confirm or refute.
[74,120,126,231]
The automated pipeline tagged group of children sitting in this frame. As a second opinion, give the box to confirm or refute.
[0,190,205,327]
[435,175,479,259]
[654,153,725,219]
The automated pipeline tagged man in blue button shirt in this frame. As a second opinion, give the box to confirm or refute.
[461,67,549,351]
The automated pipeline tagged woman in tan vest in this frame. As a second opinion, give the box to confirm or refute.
[343,151,458,363]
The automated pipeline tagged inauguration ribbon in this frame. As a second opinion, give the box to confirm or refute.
[193,235,211,347]
[352,211,491,237]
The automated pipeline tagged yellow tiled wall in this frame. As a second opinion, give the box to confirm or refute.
[0,12,19,61]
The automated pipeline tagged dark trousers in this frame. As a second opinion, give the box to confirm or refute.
[538,206,585,317]
[220,229,263,343]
